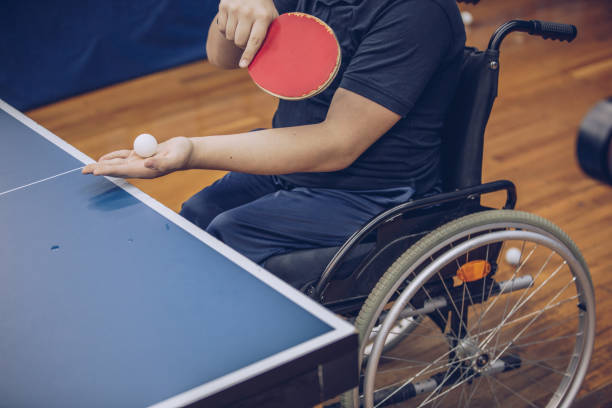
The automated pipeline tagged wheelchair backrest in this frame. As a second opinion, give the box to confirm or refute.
[440,47,500,191]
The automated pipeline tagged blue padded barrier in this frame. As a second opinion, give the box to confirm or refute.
[0,0,217,111]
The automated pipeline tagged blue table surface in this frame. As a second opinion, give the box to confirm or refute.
[0,109,333,407]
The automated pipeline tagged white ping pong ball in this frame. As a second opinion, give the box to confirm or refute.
[461,11,473,26]
[134,133,157,158]
[505,247,522,266]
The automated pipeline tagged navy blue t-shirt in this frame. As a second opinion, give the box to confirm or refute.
[271,0,466,193]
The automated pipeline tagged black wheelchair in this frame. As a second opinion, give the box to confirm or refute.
[264,8,595,408]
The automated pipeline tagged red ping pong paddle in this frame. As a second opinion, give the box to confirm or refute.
[248,12,342,100]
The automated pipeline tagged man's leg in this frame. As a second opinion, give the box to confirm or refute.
[179,172,283,229]
[206,186,414,264]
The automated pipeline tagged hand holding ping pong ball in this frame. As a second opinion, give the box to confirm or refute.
[134,133,157,158]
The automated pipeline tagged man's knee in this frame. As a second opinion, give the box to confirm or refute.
[179,199,196,222]
[206,210,276,264]
[206,211,239,241]
[179,196,219,229]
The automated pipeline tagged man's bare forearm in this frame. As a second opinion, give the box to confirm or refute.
[82,88,400,180]
[186,88,402,175]
[206,14,243,69]
[186,123,356,175]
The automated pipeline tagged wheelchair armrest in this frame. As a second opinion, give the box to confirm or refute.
[313,180,516,297]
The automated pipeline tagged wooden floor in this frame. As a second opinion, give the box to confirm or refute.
[26,0,612,403]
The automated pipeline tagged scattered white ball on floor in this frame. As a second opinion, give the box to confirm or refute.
[505,247,522,266]
[461,11,474,26]
[134,133,157,158]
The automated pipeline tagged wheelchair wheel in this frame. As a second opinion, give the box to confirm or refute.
[341,210,595,408]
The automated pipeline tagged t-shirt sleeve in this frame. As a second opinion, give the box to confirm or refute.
[340,1,454,117]
[273,0,298,14]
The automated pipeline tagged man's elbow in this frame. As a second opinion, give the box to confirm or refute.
[206,47,230,69]
[315,135,363,172]
[206,54,227,69]
[205,39,240,69]
[324,153,357,172]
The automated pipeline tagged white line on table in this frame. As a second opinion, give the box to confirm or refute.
[0,167,84,198]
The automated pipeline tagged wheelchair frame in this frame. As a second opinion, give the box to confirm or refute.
[262,6,593,408]
[282,15,592,408]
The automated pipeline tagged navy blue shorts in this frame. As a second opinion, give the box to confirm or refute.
[180,172,414,265]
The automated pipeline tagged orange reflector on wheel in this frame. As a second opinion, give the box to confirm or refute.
[456,260,492,282]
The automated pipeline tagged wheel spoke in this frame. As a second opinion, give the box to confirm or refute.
[517,355,573,377]
[480,257,569,352]
[487,373,541,408]
[374,360,433,373]
[466,297,578,357]
[418,368,478,407]
[463,375,485,408]
[372,341,465,407]
[491,247,555,353]
[475,235,494,339]
[436,268,472,338]
[443,294,579,350]
[512,316,578,343]
[399,353,477,379]
[484,375,502,408]
[492,241,527,354]
[491,277,577,366]
[378,355,432,365]
[511,333,580,349]
[457,380,469,408]
[470,243,538,342]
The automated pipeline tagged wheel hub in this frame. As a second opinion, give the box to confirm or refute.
[456,337,492,373]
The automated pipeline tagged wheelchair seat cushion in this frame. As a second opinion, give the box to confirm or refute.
[263,243,375,290]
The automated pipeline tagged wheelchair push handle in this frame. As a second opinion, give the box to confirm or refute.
[530,20,577,42]
[488,20,578,50]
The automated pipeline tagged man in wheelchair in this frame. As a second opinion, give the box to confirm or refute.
[83,0,466,276]
[84,0,594,407]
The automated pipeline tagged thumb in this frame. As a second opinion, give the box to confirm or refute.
[145,155,173,173]
[144,157,160,170]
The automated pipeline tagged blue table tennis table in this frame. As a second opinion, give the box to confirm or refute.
[0,99,358,408]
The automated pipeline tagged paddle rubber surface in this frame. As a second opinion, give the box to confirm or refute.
[248,13,341,100]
